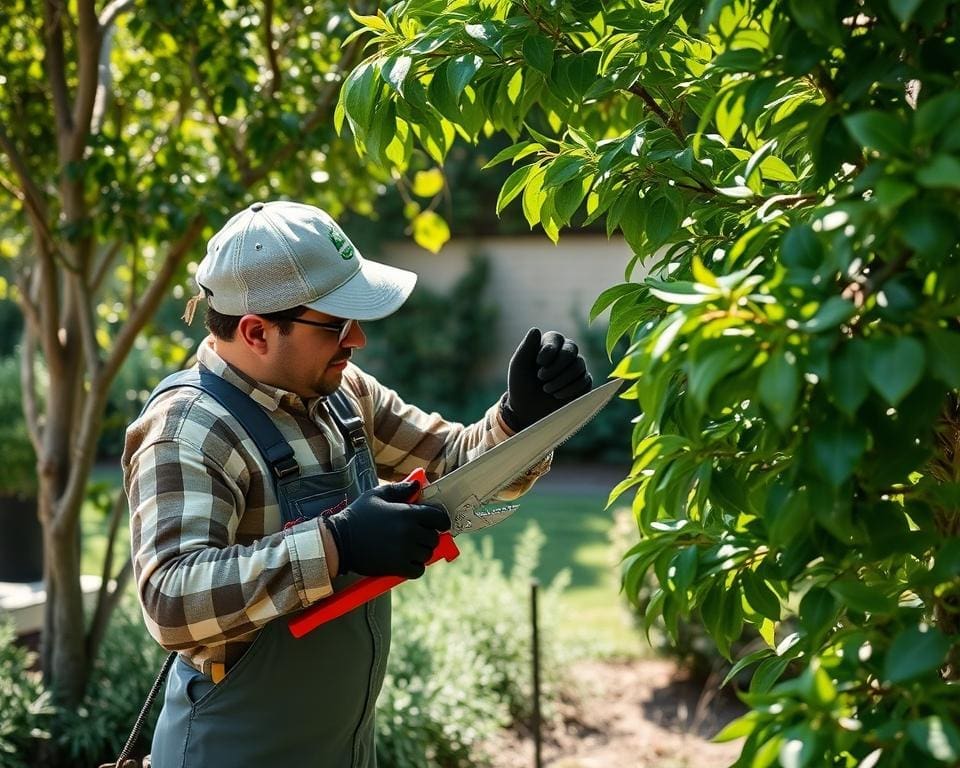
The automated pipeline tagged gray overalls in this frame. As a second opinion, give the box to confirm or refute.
[146,369,389,768]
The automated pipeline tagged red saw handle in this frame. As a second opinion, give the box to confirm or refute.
[289,468,459,638]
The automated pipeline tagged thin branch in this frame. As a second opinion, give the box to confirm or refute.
[264,0,283,97]
[69,0,103,160]
[43,0,73,141]
[188,54,250,176]
[86,489,131,662]
[0,124,57,254]
[90,240,123,293]
[242,36,366,186]
[57,215,206,531]
[86,556,133,664]
[627,84,686,142]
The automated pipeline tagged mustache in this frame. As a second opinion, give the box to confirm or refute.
[330,352,351,365]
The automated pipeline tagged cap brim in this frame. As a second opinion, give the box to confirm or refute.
[303,259,417,321]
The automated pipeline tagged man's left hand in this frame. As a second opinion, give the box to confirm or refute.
[501,328,593,431]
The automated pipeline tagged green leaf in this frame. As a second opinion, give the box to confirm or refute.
[713,710,762,742]
[382,55,413,97]
[447,53,483,98]
[799,587,837,639]
[884,625,951,683]
[758,349,801,431]
[889,0,923,24]
[644,192,681,248]
[543,156,585,188]
[411,211,450,253]
[496,163,537,214]
[464,22,503,56]
[741,569,781,621]
[803,296,856,333]
[811,421,867,487]
[844,111,909,155]
[927,330,960,387]
[916,154,960,189]
[411,168,444,198]
[781,225,822,269]
[829,341,870,416]
[863,336,926,406]
[483,141,543,169]
[590,283,645,321]
[344,61,379,132]
[828,579,895,614]
[908,717,960,763]
[522,33,554,76]
[751,653,795,693]
[779,724,819,768]
[687,341,754,409]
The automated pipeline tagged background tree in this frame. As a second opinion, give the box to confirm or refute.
[0,0,398,714]
[341,0,960,764]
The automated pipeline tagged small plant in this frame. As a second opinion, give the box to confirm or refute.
[0,621,51,768]
[378,523,569,768]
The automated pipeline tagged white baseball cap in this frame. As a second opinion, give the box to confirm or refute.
[193,201,417,320]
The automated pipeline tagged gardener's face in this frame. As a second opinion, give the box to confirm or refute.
[269,309,366,397]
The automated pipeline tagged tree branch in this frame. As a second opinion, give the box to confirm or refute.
[58,215,207,529]
[627,84,686,143]
[86,489,131,663]
[90,240,123,293]
[264,0,283,97]
[0,123,57,254]
[43,0,73,142]
[69,0,103,160]
[242,36,365,186]
[189,54,249,176]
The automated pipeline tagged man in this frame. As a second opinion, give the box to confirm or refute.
[123,200,592,767]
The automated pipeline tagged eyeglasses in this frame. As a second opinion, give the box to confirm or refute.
[286,317,355,343]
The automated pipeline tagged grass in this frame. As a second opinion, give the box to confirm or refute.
[467,486,645,659]
[81,462,646,659]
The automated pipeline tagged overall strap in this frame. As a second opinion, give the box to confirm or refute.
[325,390,368,454]
[147,369,300,481]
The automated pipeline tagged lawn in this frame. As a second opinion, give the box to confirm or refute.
[82,462,645,658]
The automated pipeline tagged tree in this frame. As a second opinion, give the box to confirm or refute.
[0,0,391,717]
[343,1,960,764]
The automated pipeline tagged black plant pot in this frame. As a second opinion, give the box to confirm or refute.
[0,495,43,582]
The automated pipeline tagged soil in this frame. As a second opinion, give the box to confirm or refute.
[483,657,746,768]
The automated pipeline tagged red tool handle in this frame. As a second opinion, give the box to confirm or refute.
[289,468,460,638]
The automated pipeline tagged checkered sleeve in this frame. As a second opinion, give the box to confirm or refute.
[125,407,332,652]
[342,366,550,496]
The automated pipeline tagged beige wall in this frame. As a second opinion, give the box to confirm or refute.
[380,234,643,380]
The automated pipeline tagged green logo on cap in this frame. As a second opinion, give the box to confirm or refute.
[329,229,355,261]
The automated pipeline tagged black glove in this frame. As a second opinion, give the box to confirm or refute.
[325,481,450,578]
[501,328,593,431]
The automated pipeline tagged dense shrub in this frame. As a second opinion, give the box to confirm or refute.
[54,596,168,765]
[377,523,569,768]
[355,255,502,423]
[0,622,51,768]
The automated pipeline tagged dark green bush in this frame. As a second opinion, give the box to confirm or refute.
[355,255,501,424]
[0,621,51,768]
[377,523,568,768]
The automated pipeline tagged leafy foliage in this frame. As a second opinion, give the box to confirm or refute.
[342,0,960,763]
[356,255,501,421]
[0,622,51,768]
[379,524,568,767]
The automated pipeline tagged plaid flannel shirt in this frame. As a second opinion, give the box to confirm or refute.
[123,338,549,676]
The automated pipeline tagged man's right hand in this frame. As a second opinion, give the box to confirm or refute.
[324,481,450,578]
